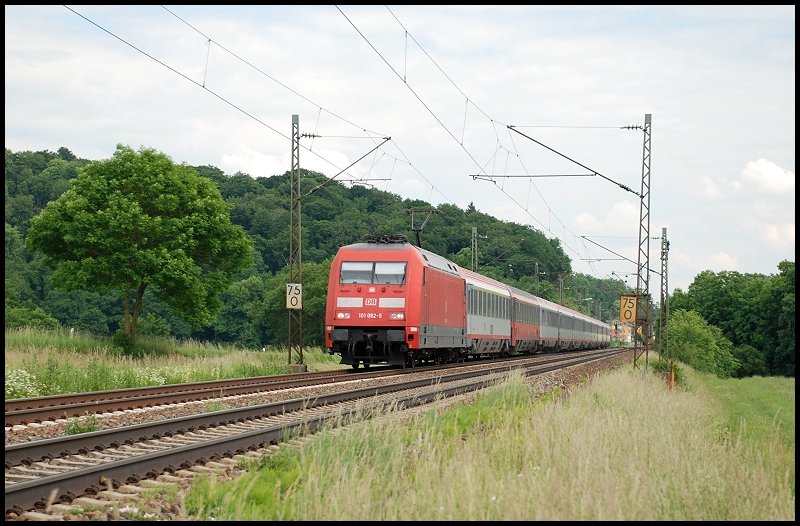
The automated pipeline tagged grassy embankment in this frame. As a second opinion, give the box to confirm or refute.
[184,364,794,520]
[4,327,343,399]
[4,328,793,519]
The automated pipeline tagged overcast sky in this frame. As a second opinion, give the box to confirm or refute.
[5,5,795,295]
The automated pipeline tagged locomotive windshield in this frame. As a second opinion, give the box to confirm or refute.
[340,261,406,285]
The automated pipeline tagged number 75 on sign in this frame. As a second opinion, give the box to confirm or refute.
[286,283,302,310]
[619,294,637,323]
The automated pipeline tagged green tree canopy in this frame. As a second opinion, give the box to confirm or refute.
[27,144,253,337]
[667,309,739,378]
[670,261,795,377]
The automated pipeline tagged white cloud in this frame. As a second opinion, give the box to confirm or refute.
[761,223,796,252]
[700,177,720,197]
[741,159,795,194]
[221,147,286,179]
[573,200,639,235]
[673,249,740,277]
[707,251,740,270]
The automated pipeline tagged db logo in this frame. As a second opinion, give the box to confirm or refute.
[365,298,377,306]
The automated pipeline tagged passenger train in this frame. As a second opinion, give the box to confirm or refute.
[324,237,611,369]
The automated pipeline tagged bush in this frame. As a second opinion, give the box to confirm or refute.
[667,309,739,378]
[75,307,109,335]
[112,329,137,356]
[5,306,60,330]
[137,313,172,337]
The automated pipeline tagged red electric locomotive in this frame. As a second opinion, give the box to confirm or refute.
[324,236,466,368]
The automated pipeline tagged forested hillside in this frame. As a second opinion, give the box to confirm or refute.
[5,147,581,342]
[5,146,793,377]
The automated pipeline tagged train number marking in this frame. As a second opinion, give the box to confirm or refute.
[358,312,382,319]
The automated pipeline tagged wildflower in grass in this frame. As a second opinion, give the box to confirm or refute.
[142,367,166,385]
[5,369,41,399]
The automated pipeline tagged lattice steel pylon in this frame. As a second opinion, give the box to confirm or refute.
[288,114,303,367]
[634,114,652,370]
[657,227,669,364]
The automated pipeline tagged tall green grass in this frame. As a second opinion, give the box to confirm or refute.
[699,374,794,448]
[185,366,795,520]
[4,328,343,398]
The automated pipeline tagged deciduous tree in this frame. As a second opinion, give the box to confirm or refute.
[27,145,253,338]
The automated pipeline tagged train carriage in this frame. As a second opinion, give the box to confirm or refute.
[459,267,512,356]
[507,285,544,354]
[537,299,563,351]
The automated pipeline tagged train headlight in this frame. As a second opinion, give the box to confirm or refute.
[336,312,351,319]
[390,312,405,320]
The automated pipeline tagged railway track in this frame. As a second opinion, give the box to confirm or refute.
[4,367,399,427]
[5,348,626,519]
[5,351,595,428]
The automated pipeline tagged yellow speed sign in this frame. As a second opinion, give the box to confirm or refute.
[620,294,637,323]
